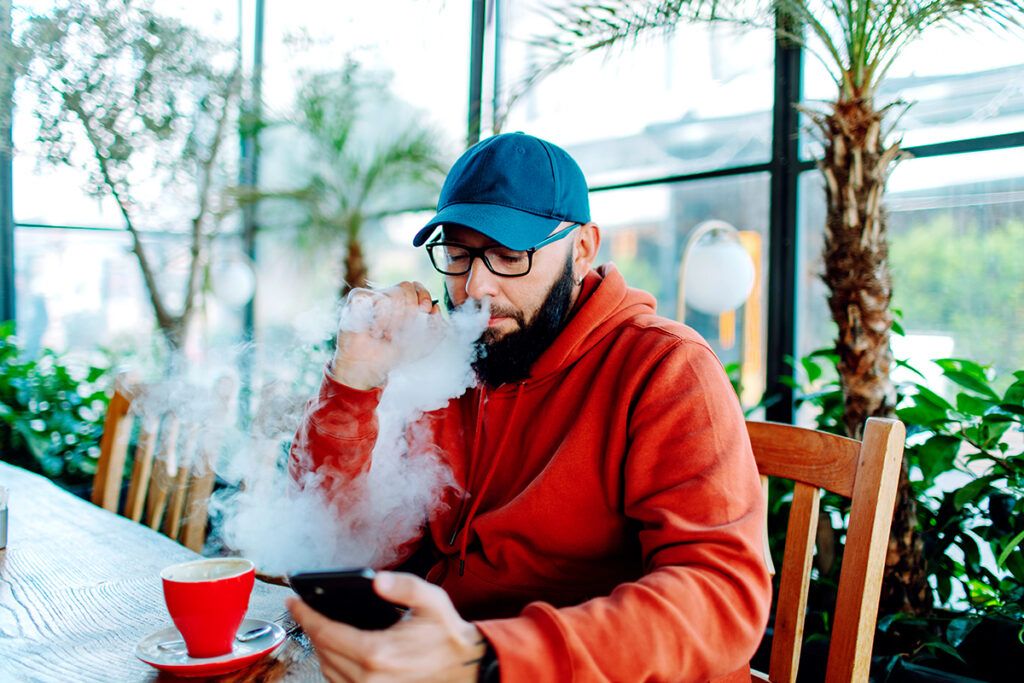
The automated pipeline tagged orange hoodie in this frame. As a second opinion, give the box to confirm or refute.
[292,264,772,682]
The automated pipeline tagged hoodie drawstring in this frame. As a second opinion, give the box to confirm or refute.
[448,389,487,546]
[452,383,525,576]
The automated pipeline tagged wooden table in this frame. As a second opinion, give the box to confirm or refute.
[0,462,322,682]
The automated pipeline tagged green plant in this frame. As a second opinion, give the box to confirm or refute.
[0,324,113,485]
[890,216,1024,375]
[776,345,1024,671]
[900,360,1024,620]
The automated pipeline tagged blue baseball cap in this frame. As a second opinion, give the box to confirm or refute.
[412,132,591,251]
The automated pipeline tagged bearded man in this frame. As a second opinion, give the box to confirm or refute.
[287,132,771,683]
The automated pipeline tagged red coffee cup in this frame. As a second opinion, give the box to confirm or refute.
[161,558,256,658]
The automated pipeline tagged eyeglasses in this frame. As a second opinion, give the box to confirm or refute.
[426,223,580,278]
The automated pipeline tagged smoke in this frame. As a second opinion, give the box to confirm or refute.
[205,291,489,576]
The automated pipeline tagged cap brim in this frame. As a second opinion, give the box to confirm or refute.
[413,203,562,251]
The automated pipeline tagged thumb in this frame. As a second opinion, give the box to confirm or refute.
[374,571,453,621]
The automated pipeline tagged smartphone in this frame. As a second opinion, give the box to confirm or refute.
[287,568,404,631]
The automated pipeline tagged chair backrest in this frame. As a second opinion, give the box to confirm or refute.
[91,384,217,553]
[747,417,906,683]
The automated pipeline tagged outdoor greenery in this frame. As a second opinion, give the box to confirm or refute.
[890,216,1024,374]
[0,323,111,486]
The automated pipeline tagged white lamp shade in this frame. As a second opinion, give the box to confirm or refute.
[211,259,256,308]
[683,239,755,315]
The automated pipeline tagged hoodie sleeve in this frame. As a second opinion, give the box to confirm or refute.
[475,340,772,682]
[288,365,382,491]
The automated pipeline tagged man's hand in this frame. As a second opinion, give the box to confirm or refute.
[287,571,486,683]
[331,282,442,390]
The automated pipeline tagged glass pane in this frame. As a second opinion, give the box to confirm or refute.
[254,210,443,350]
[11,1,241,228]
[802,26,1024,156]
[797,148,1024,387]
[16,227,244,355]
[591,173,770,406]
[500,1,775,185]
[260,0,469,148]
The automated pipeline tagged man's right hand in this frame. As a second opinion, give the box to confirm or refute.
[330,281,442,390]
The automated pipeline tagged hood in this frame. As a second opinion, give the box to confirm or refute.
[526,263,657,382]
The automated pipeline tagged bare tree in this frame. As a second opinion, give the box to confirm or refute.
[8,0,240,349]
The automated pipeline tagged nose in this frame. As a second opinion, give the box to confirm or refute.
[463,255,501,301]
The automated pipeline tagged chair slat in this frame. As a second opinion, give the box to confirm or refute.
[145,416,180,531]
[93,383,217,553]
[163,429,197,540]
[825,418,906,683]
[124,418,158,522]
[748,422,861,498]
[181,447,216,553]
[91,390,133,512]
[760,475,776,577]
[769,482,821,683]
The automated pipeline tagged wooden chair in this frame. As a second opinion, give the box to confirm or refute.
[91,382,218,553]
[748,417,906,683]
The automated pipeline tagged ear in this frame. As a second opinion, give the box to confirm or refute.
[572,222,601,280]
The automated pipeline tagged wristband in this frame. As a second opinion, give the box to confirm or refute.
[477,639,500,683]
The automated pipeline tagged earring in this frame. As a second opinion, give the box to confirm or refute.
[573,274,583,286]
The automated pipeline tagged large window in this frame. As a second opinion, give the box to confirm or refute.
[499,0,775,185]
[591,174,770,406]
[798,147,1024,380]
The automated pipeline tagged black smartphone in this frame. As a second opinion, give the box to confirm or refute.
[287,568,404,631]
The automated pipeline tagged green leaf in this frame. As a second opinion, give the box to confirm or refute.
[954,475,999,510]
[897,404,948,428]
[956,392,994,416]
[946,616,981,648]
[914,384,955,412]
[1005,379,1024,406]
[920,640,966,663]
[997,529,1024,567]
[913,435,961,487]
[935,359,999,399]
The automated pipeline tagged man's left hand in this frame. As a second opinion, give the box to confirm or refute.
[287,571,487,683]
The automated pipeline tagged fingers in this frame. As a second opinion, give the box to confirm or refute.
[287,596,366,654]
[288,598,364,682]
[373,571,454,622]
[410,281,434,312]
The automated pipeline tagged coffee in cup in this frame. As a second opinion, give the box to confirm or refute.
[161,558,255,658]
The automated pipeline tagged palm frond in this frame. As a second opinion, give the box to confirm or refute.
[860,1,1024,97]
[502,0,733,126]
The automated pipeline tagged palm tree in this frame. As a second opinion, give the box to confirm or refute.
[254,60,447,299]
[515,1,1024,615]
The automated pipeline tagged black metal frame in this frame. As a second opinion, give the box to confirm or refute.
[764,27,803,423]
[1,0,15,325]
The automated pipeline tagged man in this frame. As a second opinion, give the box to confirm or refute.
[287,132,771,682]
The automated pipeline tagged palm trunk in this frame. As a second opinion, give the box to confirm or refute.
[817,95,929,614]
[341,238,369,299]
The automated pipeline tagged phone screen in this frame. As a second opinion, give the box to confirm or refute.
[288,568,404,631]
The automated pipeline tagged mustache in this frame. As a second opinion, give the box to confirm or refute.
[487,304,521,320]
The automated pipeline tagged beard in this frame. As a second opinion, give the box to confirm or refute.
[445,252,577,387]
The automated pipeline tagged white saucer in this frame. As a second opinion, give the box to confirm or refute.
[136,617,287,678]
